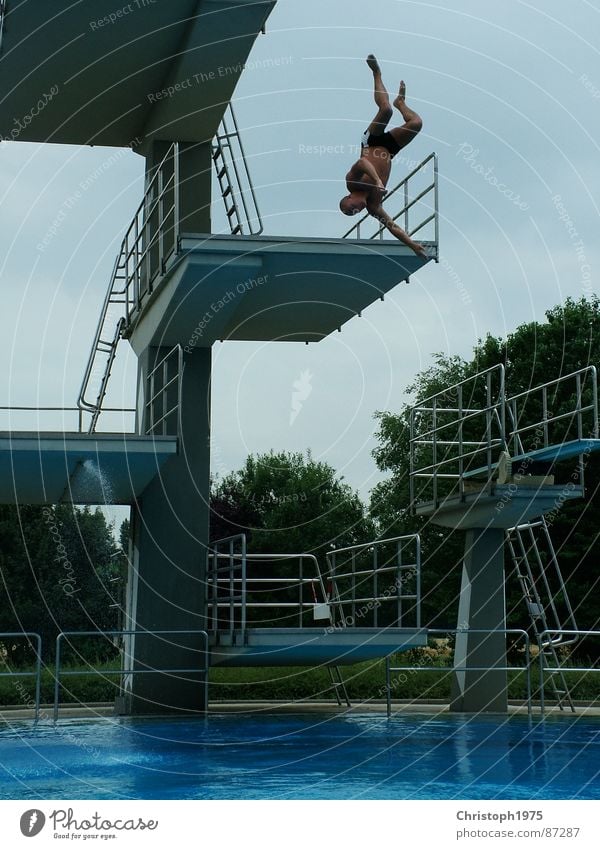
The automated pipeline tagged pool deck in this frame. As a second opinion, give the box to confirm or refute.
[2,700,600,722]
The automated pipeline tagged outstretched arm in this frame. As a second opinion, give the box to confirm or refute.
[367,202,427,258]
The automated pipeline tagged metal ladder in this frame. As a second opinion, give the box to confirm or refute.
[506,518,578,712]
[212,103,263,236]
[327,664,351,708]
[78,106,262,433]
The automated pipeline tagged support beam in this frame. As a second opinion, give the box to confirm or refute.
[450,528,508,713]
[123,345,211,714]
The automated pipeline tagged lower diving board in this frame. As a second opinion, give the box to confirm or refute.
[210,627,427,667]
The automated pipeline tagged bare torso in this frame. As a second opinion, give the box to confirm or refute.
[345,145,393,199]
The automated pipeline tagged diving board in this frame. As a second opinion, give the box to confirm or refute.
[210,627,427,667]
[126,233,436,352]
[462,438,600,482]
[0,432,177,505]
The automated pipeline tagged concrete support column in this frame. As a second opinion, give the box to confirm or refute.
[450,527,508,713]
[123,345,212,714]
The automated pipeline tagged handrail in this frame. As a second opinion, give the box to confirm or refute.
[326,535,421,629]
[343,152,438,252]
[0,2,6,55]
[0,406,135,433]
[207,539,328,632]
[214,104,264,236]
[538,629,600,715]
[53,629,209,721]
[409,364,506,508]
[144,344,183,438]
[385,628,532,718]
[0,632,42,721]
[506,366,598,461]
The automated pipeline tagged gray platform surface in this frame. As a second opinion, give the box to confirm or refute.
[415,483,584,529]
[0,432,177,504]
[210,627,427,666]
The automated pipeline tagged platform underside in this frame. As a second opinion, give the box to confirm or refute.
[0,0,274,150]
[209,627,427,666]
[0,432,177,505]
[416,483,584,529]
[127,233,436,352]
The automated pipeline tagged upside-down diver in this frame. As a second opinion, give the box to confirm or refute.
[340,55,426,258]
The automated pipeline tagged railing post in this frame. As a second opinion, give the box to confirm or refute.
[415,535,421,629]
[386,656,392,718]
[174,143,180,250]
[34,634,42,723]
[240,535,247,640]
[433,153,439,261]
[53,634,63,723]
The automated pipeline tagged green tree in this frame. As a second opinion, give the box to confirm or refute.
[210,450,374,555]
[0,505,122,662]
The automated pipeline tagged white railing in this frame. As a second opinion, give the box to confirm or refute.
[343,152,438,251]
[145,345,183,437]
[538,629,600,715]
[385,628,532,717]
[409,365,507,507]
[207,535,329,641]
[0,632,42,721]
[325,535,421,629]
[409,364,600,508]
[53,629,209,721]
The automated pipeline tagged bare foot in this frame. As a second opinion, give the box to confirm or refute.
[366,54,381,75]
[394,80,406,108]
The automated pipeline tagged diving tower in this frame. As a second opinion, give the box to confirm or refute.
[0,3,439,715]
[409,364,599,712]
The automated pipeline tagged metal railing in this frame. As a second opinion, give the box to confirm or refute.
[0,2,6,54]
[0,632,42,721]
[343,152,438,253]
[53,629,209,721]
[538,629,600,715]
[144,345,183,437]
[207,535,329,640]
[212,103,264,236]
[325,535,421,629]
[385,628,532,718]
[506,366,599,478]
[0,405,136,434]
[409,365,507,507]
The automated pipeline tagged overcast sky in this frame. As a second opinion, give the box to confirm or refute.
[1,0,599,509]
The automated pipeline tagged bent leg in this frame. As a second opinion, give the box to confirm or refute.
[389,80,423,149]
[366,54,392,135]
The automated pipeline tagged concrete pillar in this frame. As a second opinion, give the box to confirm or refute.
[121,139,214,714]
[123,345,212,714]
[450,527,508,713]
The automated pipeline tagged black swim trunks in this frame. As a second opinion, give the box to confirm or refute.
[361,129,401,158]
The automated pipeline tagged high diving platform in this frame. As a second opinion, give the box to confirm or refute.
[0,3,440,714]
[0,432,177,505]
[127,232,436,351]
[0,0,275,152]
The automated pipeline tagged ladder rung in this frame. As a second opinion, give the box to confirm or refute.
[217,167,227,180]
[227,206,238,218]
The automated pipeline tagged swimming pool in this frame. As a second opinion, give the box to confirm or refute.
[0,712,598,800]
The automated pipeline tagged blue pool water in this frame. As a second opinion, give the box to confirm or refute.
[0,712,598,800]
